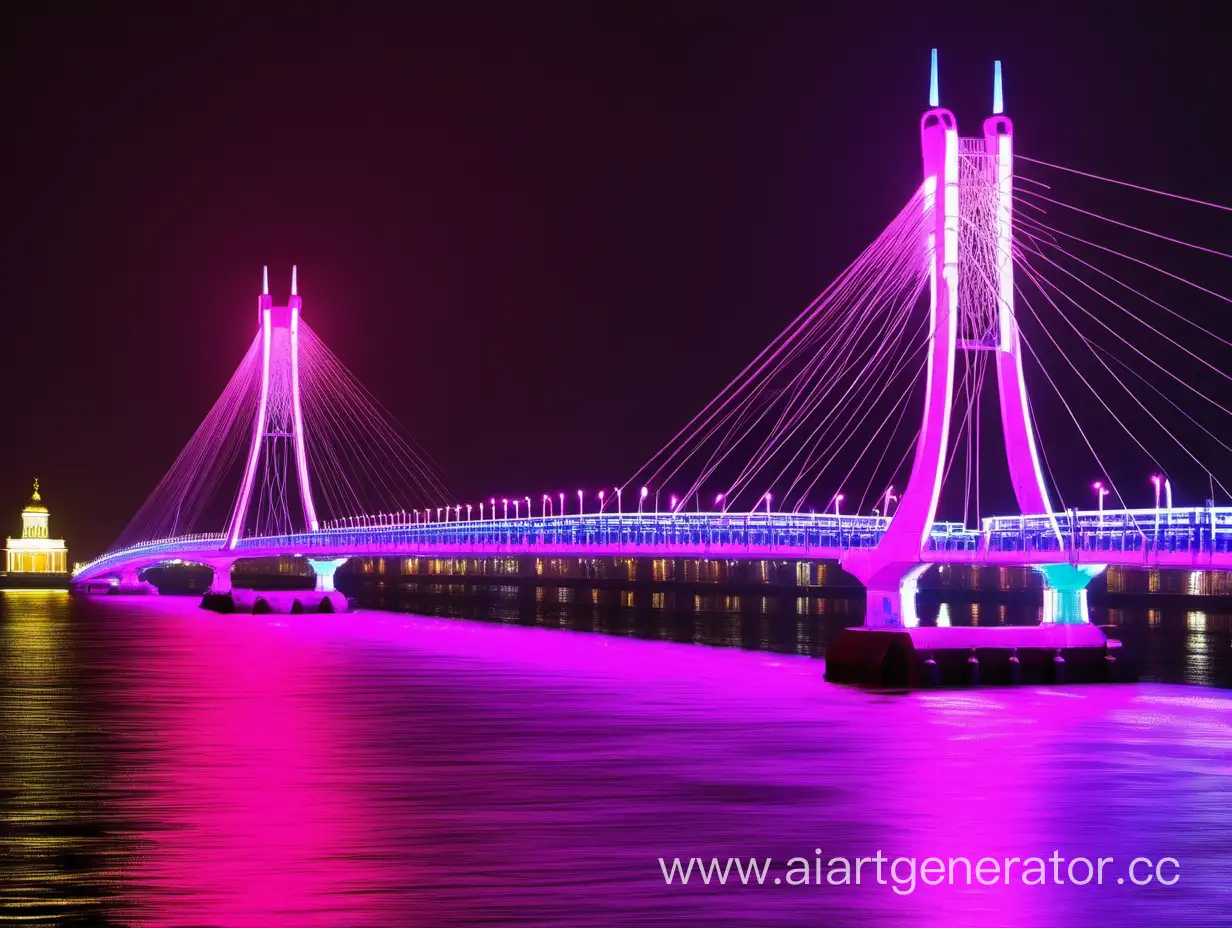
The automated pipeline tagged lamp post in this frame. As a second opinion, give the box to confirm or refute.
[559,492,565,517]
[479,502,484,521]
[670,495,678,514]
[883,485,897,518]
[466,504,472,521]
[512,499,520,519]
[1093,481,1109,524]
[524,497,532,520]
[455,505,461,522]
[598,490,606,513]
[616,487,622,515]
[833,493,844,517]
[490,498,496,521]
[577,489,584,516]
[543,494,552,517]
[1151,474,1162,511]
[638,486,648,514]
[503,498,509,519]
[764,492,772,515]
[715,492,725,513]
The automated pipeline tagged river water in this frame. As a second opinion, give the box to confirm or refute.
[1,588,1230,926]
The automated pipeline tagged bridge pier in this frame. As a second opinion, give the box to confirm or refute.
[308,558,349,593]
[860,563,928,629]
[1034,564,1106,625]
[826,554,1121,686]
[114,567,158,595]
[203,558,237,594]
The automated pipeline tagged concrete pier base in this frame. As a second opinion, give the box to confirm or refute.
[109,569,158,596]
[824,624,1129,687]
[200,589,348,614]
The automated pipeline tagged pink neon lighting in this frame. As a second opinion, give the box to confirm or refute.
[289,300,319,532]
[227,306,273,548]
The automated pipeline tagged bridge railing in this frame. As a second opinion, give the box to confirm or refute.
[74,506,1232,581]
[72,534,227,579]
[970,506,1232,559]
[241,511,901,555]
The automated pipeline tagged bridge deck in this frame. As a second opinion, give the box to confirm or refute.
[73,506,1232,582]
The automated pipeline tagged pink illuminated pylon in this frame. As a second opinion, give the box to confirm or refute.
[226,267,319,547]
[845,54,1057,627]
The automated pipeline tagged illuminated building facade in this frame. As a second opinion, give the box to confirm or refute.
[4,480,69,575]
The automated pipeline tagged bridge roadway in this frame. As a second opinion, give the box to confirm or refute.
[72,505,1232,586]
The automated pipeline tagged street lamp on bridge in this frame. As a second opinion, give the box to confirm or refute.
[833,493,844,517]
[1151,473,1173,510]
[883,485,898,517]
[503,498,509,519]
[559,492,565,517]
[512,499,520,518]
[1092,481,1109,523]
[598,489,606,513]
[638,486,648,514]
[615,486,622,515]
[524,497,532,519]
[578,489,584,515]
[715,492,725,514]
[764,492,772,514]
[543,494,552,517]
[670,494,678,514]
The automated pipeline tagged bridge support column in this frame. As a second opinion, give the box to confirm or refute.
[841,551,929,629]
[862,563,928,629]
[1035,564,1106,625]
[308,558,349,593]
[204,558,237,594]
[115,567,158,595]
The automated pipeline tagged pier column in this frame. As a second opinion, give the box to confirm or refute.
[308,558,349,593]
[1035,564,1106,624]
[861,563,928,628]
[204,558,237,594]
[116,567,158,595]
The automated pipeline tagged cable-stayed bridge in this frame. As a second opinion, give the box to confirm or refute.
[73,54,1232,645]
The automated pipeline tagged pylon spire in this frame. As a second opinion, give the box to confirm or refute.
[929,48,939,107]
[262,265,269,295]
[993,60,1004,115]
[291,265,298,297]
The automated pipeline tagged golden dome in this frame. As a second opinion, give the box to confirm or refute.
[22,479,47,514]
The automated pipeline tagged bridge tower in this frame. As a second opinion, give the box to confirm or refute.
[844,53,1066,627]
[225,266,319,548]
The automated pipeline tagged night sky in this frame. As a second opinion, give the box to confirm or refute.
[2,6,1228,559]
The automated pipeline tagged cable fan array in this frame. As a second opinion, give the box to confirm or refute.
[1007,153,1232,514]
[109,322,451,551]
[625,189,932,516]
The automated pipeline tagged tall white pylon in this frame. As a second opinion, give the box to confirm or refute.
[225,266,319,547]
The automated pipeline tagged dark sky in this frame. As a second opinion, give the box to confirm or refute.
[2,5,1228,558]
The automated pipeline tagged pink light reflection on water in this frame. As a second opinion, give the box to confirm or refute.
[78,598,1232,927]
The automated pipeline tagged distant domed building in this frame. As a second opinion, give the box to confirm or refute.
[4,480,68,575]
